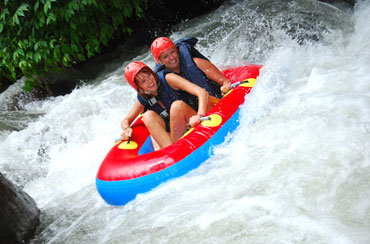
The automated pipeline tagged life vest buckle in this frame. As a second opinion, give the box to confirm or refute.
[148,97,158,106]
[160,110,169,119]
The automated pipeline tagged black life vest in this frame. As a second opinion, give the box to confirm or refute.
[137,72,181,122]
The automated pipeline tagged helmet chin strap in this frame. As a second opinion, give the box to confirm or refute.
[144,90,153,95]
[141,89,158,97]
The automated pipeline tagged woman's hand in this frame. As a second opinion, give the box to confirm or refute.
[193,57,232,94]
[121,126,133,140]
[189,114,202,127]
[120,100,144,140]
[221,79,232,94]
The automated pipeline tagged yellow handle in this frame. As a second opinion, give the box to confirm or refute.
[118,140,138,150]
[201,114,222,127]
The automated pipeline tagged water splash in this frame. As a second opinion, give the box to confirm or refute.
[1,0,369,243]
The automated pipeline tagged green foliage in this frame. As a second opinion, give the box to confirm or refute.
[0,0,149,90]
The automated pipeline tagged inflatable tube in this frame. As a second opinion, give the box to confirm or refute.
[96,64,261,205]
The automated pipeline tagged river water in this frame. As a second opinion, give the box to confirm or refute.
[1,0,369,243]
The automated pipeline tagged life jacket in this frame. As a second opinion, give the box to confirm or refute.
[137,71,181,125]
[155,37,222,110]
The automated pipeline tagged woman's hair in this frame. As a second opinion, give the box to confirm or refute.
[134,67,159,98]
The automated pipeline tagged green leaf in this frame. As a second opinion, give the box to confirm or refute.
[17,49,25,56]
[1,8,9,21]
[123,2,133,17]
[26,51,33,59]
[19,60,27,69]
[44,1,51,14]
[71,43,79,53]
[69,22,76,30]
[62,55,69,66]
[34,42,39,51]
[13,52,19,60]
[71,1,79,10]
[10,67,16,79]
[47,13,56,25]
[49,39,56,48]
[23,79,35,92]
[87,49,93,58]
[34,52,41,63]
[40,41,48,48]
[16,4,29,17]
[77,54,86,61]
[62,45,72,54]
[38,13,45,26]
[64,8,74,21]
[34,1,40,12]
[12,14,19,25]
[136,5,144,18]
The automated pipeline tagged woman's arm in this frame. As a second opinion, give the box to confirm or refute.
[165,73,209,126]
[193,57,231,94]
[120,100,144,139]
[166,73,208,114]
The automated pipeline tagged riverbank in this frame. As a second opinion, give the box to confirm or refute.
[0,0,226,96]
[0,0,355,99]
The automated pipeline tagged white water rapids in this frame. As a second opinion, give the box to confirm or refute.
[0,0,369,243]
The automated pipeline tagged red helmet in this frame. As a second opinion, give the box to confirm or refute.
[150,37,176,64]
[124,61,149,91]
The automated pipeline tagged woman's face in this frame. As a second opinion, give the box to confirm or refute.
[159,47,180,71]
[135,70,157,94]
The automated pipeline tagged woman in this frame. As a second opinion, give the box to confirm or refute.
[150,37,232,101]
[121,61,215,150]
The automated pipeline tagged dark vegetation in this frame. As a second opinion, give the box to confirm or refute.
[0,0,226,95]
[0,0,354,96]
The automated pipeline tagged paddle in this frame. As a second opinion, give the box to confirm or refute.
[114,136,130,144]
[230,79,250,88]
[230,81,241,88]
[200,116,211,121]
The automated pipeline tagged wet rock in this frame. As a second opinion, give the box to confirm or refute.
[321,0,355,6]
[0,173,40,244]
[319,0,355,11]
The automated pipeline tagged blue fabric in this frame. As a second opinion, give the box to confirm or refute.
[138,136,154,155]
[137,75,180,117]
